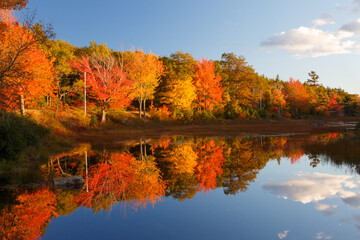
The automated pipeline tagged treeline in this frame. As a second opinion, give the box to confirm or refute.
[1,7,359,125]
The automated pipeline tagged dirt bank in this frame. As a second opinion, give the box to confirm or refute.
[73,116,360,144]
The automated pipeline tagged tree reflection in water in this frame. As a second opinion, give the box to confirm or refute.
[1,132,360,239]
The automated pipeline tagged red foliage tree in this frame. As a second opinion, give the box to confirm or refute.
[72,54,133,122]
[75,152,136,211]
[289,149,304,164]
[284,78,310,116]
[193,59,223,111]
[328,94,342,113]
[0,188,57,240]
[76,152,166,212]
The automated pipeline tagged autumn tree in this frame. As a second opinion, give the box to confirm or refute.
[0,10,54,115]
[220,138,269,194]
[124,50,164,119]
[289,149,304,164]
[342,94,360,115]
[0,188,57,240]
[158,52,197,119]
[163,142,198,175]
[267,87,286,114]
[44,40,79,115]
[0,9,54,85]
[195,140,225,192]
[328,94,342,113]
[129,154,166,209]
[72,51,133,123]
[193,59,223,111]
[158,140,199,201]
[220,53,258,117]
[0,0,27,9]
[76,152,136,212]
[284,78,310,117]
[76,151,165,212]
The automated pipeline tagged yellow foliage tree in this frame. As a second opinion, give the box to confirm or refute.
[125,50,164,119]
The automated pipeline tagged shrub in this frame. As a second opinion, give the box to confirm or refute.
[194,110,216,121]
[224,104,242,119]
[258,108,267,119]
[0,111,49,161]
[90,114,99,127]
[150,105,171,121]
[240,108,260,120]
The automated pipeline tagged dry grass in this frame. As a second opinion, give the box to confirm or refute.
[75,116,360,145]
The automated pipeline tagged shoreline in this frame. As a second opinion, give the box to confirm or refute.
[73,116,360,144]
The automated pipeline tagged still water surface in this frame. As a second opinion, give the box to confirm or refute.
[1,133,360,239]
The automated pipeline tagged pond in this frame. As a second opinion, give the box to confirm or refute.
[1,132,360,240]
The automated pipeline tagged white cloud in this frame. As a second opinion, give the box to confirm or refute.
[340,19,360,34]
[313,19,328,26]
[353,0,360,13]
[278,230,290,239]
[313,14,335,26]
[336,3,347,11]
[315,232,334,239]
[314,204,338,216]
[261,27,354,57]
[342,195,360,208]
[263,172,358,204]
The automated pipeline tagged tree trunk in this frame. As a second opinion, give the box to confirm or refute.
[143,139,147,160]
[54,101,59,118]
[101,108,106,123]
[85,151,88,192]
[140,139,143,161]
[19,94,25,116]
[53,176,84,190]
[143,98,146,119]
[54,95,62,118]
[138,97,142,119]
[205,95,207,110]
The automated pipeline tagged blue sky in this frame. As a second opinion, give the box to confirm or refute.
[24,0,360,94]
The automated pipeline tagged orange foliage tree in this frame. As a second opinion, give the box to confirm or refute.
[0,188,57,240]
[0,0,27,9]
[72,53,133,123]
[0,10,54,115]
[268,88,286,114]
[195,140,225,192]
[284,78,310,116]
[193,59,223,111]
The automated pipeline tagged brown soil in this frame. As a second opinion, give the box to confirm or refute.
[73,116,360,144]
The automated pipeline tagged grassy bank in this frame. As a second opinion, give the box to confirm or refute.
[0,111,75,187]
[4,108,360,146]
[74,116,360,144]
